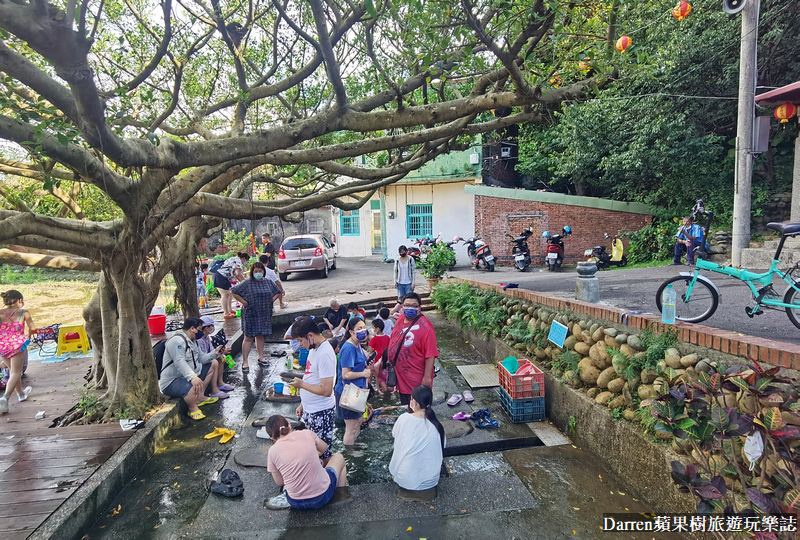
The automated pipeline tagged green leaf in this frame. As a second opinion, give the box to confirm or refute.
[677,417,697,430]
[784,489,800,511]
[365,0,376,18]
[728,376,749,391]
[763,407,784,431]
[710,406,729,430]
[654,421,673,433]
[755,377,772,392]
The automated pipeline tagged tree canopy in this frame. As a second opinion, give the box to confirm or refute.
[0,0,626,418]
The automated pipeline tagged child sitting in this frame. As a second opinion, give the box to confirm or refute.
[367,319,392,394]
[377,306,394,336]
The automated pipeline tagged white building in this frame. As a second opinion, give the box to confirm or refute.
[333,146,480,265]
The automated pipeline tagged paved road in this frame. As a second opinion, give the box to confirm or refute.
[288,256,800,346]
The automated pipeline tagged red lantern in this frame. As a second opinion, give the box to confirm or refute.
[672,1,692,21]
[774,103,797,124]
[616,35,632,53]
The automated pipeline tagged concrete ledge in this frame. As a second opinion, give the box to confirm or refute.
[453,319,697,515]
[30,402,182,540]
[448,277,800,371]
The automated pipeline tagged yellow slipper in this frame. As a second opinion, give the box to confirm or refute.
[219,429,236,444]
[204,427,225,439]
[189,410,206,421]
[197,397,219,407]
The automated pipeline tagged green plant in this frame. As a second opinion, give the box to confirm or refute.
[76,385,102,418]
[431,283,506,337]
[419,242,456,280]
[206,285,220,299]
[652,361,800,520]
[220,228,254,256]
[165,302,179,315]
[114,407,132,420]
[568,415,577,436]
[626,219,677,265]
[553,350,580,374]
[611,406,625,421]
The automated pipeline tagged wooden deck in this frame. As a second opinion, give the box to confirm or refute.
[0,355,134,539]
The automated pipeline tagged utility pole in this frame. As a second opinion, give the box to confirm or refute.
[731,0,761,267]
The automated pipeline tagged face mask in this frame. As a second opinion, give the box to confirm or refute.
[399,252,407,256]
[253,273,264,280]
[404,308,419,319]
[355,329,368,341]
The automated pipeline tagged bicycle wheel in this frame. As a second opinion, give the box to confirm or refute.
[656,276,719,324]
[783,286,800,330]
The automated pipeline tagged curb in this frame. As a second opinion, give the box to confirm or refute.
[29,402,182,540]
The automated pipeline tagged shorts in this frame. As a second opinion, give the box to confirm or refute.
[397,283,412,299]
[286,467,337,509]
[212,271,231,290]
[196,283,206,297]
[162,362,211,398]
[335,390,364,421]
[302,407,335,459]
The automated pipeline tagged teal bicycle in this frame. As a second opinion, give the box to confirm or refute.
[655,201,800,329]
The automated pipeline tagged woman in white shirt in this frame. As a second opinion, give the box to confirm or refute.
[389,385,446,491]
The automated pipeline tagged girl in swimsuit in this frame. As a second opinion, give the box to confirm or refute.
[0,290,35,414]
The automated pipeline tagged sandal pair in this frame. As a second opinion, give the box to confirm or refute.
[204,427,236,443]
[452,411,471,421]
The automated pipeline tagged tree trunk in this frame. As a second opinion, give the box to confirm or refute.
[172,217,213,318]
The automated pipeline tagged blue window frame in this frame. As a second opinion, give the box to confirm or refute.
[407,204,433,238]
[340,209,360,236]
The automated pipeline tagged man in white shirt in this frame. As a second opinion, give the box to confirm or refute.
[259,255,288,308]
[288,316,337,460]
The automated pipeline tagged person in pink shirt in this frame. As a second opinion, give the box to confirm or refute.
[265,415,347,510]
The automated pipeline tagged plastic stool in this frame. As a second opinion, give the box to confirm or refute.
[57,325,91,355]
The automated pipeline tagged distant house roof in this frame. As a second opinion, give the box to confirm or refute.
[465,185,653,215]
[755,81,800,106]
[399,145,481,184]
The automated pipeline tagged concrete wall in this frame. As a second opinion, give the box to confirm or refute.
[383,181,476,265]
[470,186,653,266]
[205,209,335,254]
[334,199,380,258]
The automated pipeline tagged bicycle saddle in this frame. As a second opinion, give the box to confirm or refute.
[767,222,800,236]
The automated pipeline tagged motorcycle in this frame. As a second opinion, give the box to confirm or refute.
[585,233,627,270]
[543,226,572,271]
[444,236,459,270]
[463,236,495,271]
[407,234,438,262]
[508,227,534,271]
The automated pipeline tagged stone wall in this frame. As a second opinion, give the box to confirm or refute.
[474,193,652,265]
[755,192,792,233]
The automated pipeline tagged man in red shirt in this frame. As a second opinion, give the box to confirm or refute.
[385,292,439,406]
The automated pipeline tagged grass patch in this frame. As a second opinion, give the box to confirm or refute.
[604,259,672,271]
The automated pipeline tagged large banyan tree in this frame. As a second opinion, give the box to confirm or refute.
[0,0,617,418]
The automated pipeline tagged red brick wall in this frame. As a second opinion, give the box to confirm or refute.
[474,195,653,265]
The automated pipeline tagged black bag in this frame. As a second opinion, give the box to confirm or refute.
[153,334,192,375]
[386,315,421,388]
[209,258,225,273]
[210,328,227,348]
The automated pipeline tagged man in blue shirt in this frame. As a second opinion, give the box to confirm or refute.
[672,216,704,266]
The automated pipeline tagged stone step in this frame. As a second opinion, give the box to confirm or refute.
[740,247,800,270]
[761,238,800,249]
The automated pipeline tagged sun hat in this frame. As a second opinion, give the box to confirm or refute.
[200,315,215,328]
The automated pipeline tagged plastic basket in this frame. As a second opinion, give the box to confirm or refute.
[498,359,545,399]
[499,387,545,423]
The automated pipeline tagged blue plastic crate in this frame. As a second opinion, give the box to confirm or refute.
[499,387,545,423]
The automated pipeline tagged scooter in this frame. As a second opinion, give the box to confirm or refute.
[585,233,627,270]
[509,227,534,271]
[444,236,460,270]
[463,237,495,271]
[543,226,572,271]
[408,234,437,262]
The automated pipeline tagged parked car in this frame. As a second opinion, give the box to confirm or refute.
[277,234,337,279]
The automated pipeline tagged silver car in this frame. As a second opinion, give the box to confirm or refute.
[277,234,337,279]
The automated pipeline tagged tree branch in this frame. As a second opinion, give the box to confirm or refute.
[307,0,348,109]
[0,247,99,271]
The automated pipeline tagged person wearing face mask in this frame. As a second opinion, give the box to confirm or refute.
[158,317,226,421]
[385,292,439,408]
[393,245,416,301]
[389,385,445,492]
[231,262,281,372]
[288,317,337,460]
[334,317,372,446]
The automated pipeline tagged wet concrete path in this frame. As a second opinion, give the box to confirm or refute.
[81,313,682,540]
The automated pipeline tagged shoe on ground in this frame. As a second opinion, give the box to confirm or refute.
[266,489,291,510]
[18,386,31,402]
[0,396,8,414]
[256,427,271,439]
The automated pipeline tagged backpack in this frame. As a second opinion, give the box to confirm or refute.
[153,334,193,375]
[209,258,225,273]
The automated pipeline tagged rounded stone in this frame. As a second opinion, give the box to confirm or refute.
[627,335,645,351]
[680,354,699,367]
[587,387,601,399]
[596,367,617,389]
[623,409,637,422]
[695,359,712,373]
[578,357,601,385]
[595,391,614,405]
[615,333,628,344]
[607,377,626,394]
[432,391,447,406]
[442,419,473,439]
[574,342,591,356]
[604,327,618,338]
[608,395,626,409]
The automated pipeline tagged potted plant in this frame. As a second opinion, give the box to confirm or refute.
[419,241,456,284]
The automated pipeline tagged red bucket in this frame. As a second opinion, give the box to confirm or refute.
[147,314,167,335]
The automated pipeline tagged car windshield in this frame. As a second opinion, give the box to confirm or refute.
[283,238,319,250]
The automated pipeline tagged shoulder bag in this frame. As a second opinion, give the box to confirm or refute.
[339,345,370,412]
[384,315,421,388]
